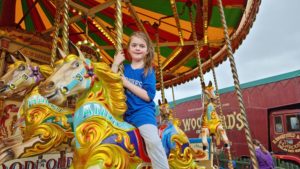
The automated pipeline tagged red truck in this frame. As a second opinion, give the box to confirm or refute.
[169,70,300,164]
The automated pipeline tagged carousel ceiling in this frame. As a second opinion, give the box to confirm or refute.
[0,0,260,89]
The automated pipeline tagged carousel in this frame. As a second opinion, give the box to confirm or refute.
[0,0,261,168]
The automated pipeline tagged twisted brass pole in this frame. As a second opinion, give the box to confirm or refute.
[115,0,123,73]
[61,0,70,55]
[216,0,258,168]
[0,50,6,77]
[188,7,205,91]
[155,32,165,103]
[50,3,62,68]
[171,84,176,117]
[209,51,233,169]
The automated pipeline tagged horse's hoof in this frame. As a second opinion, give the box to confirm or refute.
[224,143,230,149]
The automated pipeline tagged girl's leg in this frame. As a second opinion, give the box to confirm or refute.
[138,124,169,169]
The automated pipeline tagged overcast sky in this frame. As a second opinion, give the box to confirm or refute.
[155,0,300,103]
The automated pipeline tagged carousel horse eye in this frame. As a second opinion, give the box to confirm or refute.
[61,87,69,94]
[18,65,25,71]
[72,61,80,68]
[9,84,16,90]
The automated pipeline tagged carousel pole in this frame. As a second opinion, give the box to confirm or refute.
[0,49,6,77]
[61,0,70,55]
[171,84,176,117]
[209,50,226,127]
[155,30,165,103]
[216,0,258,168]
[209,50,234,169]
[187,4,205,91]
[202,0,233,167]
[50,1,62,68]
[115,0,123,73]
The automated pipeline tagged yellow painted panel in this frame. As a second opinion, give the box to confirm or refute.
[207,27,234,41]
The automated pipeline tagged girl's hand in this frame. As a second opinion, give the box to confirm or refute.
[111,51,125,73]
[113,51,125,66]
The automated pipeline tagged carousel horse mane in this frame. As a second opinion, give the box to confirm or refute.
[91,62,127,117]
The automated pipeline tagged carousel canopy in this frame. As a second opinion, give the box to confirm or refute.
[0,0,260,89]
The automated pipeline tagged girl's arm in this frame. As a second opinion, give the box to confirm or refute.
[122,77,151,102]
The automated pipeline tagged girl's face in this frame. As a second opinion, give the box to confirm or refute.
[128,36,148,62]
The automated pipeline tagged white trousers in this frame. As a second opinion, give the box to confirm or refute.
[138,124,170,169]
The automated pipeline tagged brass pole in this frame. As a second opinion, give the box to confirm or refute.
[62,0,70,55]
[188,6,205,91]
[209,50,233,169]
[216,0,258,168]
[0,49,6,77]
[115,0,123,73]
[155,32,165,102]
[171,84,176,117]
[50,2,62,68]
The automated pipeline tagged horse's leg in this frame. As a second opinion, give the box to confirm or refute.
[200,128,209,151]
[217,125,230,149]
[0,136,41,163]
[3,133,24,146]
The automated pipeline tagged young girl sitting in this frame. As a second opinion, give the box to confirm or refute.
[111,31,169,169]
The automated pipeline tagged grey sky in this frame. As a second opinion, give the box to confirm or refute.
[155,0,300,103]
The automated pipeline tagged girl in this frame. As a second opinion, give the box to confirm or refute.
[111,31,169,169]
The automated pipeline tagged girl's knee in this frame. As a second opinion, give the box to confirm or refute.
[144,137,162,146]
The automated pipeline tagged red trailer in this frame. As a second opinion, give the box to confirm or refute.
[169,70,300,164]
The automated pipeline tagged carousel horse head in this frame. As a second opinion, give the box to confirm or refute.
[202,81,218,106]
[158,98,173,121]
[39,43,127,119]
[0,53,52,98]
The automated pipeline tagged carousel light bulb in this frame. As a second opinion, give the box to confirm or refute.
[78,11,82,15]
[77,41,82,45]
[93,21,96,24]
[72,9,76,13]
[83,40,88,44]
[96,49,100,52]
[91,43,95,47]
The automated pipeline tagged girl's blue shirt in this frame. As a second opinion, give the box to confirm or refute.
[123,64,157,127]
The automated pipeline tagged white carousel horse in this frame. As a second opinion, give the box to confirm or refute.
[200,81,230,150]
[0,54,73,164]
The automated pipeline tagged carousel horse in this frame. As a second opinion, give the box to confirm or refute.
[158,98,206,160]
[38,45,198,169]
[200,81,229,150]
[0,54,73,164]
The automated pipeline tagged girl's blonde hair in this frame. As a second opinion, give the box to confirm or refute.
[127,31,154,76]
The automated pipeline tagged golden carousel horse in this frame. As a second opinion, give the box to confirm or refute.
[0,54,73,164]
[200,81,229,150]
[38,45,199,169]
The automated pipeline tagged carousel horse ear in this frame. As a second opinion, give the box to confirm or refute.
[208,81,212,87]
[158,99,161,106]
[10,55,18,63]
[56,48,66,59]
[69,41,85,60]
[23,56,31,65]
[164,98,168,104]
